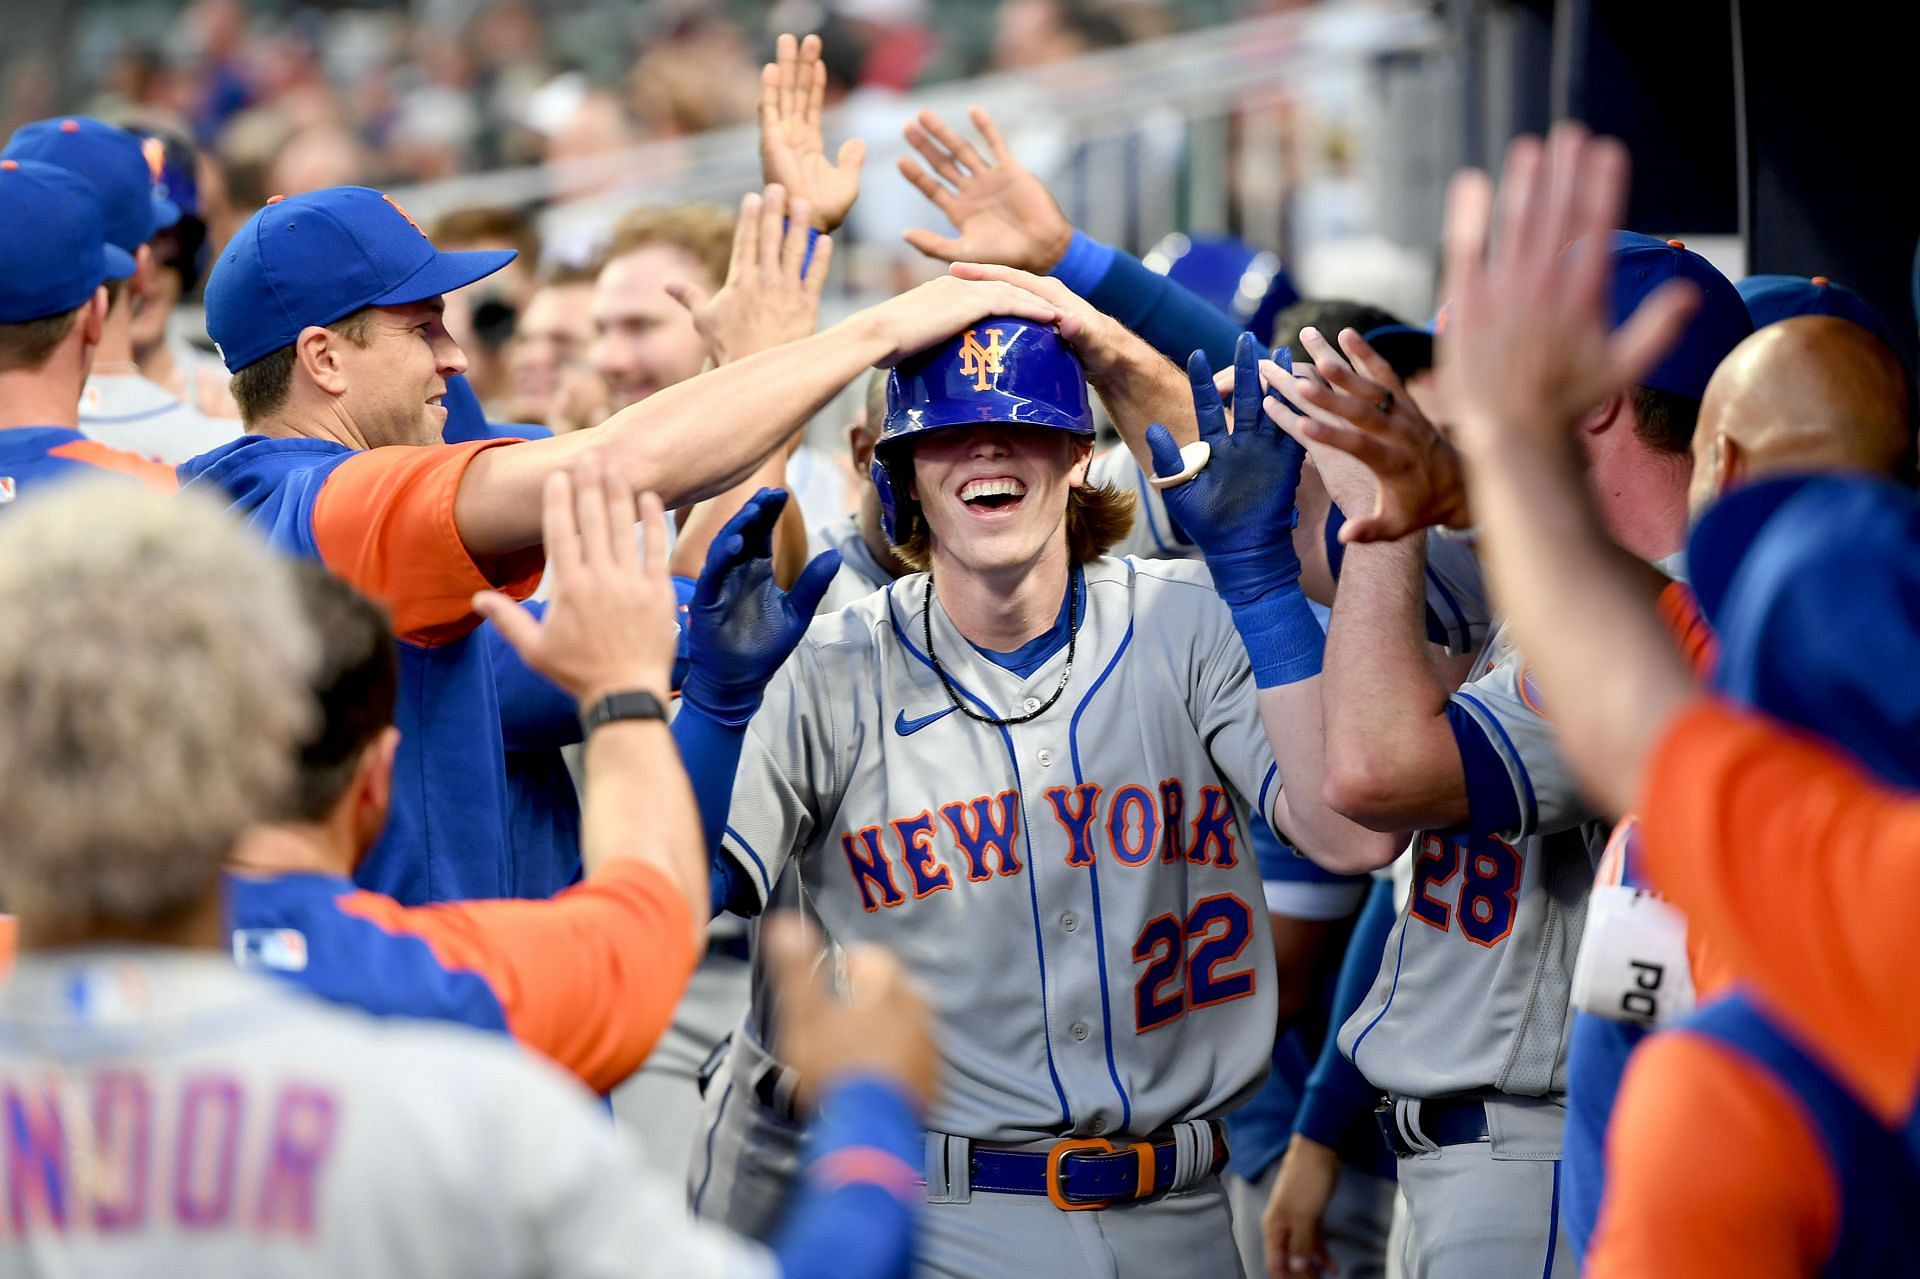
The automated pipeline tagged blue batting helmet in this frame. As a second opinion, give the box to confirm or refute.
[872,317,1094,544]
[1143,232,1299,344]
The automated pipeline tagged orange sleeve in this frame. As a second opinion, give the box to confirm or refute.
[1656,581,1718,678]
[311,440,544,645]
[46,439,179,492]
[1586,1031,1835,1279]
[336,859,699,1094]
[1640,698,1920,1121]
[0,914,15,979]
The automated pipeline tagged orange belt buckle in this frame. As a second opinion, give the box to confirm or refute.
[1045,1136,1156,1211]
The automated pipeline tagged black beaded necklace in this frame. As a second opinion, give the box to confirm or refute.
[922,571,1079,727]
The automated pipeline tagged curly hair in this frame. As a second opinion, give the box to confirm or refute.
[0,481,317,931]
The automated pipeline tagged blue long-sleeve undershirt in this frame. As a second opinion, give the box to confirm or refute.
[1051,229,1245,369]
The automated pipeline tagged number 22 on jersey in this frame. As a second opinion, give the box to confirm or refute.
[1410,833,1521,946]
[1130,894,1256,1032]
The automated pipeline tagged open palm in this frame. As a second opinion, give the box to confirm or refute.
[900,106,1072,273]
[759,33,865,233]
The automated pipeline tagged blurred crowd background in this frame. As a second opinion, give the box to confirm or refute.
[1,0,1455,317]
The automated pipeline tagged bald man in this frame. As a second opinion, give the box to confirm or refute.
[1688,315,1913,511]
[1561,309,1915,1260]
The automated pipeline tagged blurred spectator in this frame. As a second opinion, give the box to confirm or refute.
[430,205,541,416]
[584,203,734,419]
[505,262,598,428]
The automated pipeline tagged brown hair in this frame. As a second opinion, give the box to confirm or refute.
[600,203,734,289]
[1628,383,1702,456]
[894,481,1135,571]
[541,259,602,289]
[230,309,378,425]
[286,562,399,822]
[0,306,82,374]
[430,205,542,264]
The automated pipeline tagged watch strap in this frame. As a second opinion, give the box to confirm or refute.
[580,689,668,735]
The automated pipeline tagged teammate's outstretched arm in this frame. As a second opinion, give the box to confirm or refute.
[475,456,706,943]
[1149,334,1403,872]
[669,490,840,914]
[1259,328,1482,832]
[1432,124,1698,812]
[903,106,1242,368]
[450,221,1062,557]
[668,185,834,589]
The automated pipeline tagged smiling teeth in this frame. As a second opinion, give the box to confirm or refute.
[960,478,1026,501]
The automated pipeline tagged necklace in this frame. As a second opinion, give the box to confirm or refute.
[921,571,1078,727]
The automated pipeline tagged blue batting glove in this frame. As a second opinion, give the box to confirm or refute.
[681,489,842,725]
[1148,333,1307,608]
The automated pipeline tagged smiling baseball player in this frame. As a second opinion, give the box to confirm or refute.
[678,298,1395,1276]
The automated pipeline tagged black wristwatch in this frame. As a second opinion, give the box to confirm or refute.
[579,689,668,736]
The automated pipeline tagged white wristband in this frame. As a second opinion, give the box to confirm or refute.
[1146,440,1212,490]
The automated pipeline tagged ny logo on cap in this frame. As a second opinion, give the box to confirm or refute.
[958,328,1007,392]
[382,193,427,239]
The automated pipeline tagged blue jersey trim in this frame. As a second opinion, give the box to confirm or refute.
[1347,907,1412,1069]
[1453,689,1539,837]
[1257,762,1280,829]
[1540,1160,1561,1278]
[888,589,1072,1128]
[690,1078,734,1214]
[723,823,771,899]
[80,401,187,425]
[1068,599,1139,1133]
[1129,464,1173,556]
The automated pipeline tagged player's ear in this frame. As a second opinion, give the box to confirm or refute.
[348,726,402,857]
[1712,430,1742,498]
[296,324,352,397]
[131,243,156,300]
[1579,391,1625,436]
[76,286,110,349]
[1067,439,1094,488]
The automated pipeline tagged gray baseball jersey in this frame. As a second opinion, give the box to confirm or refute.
[0,949,771,1279]
[1337,617,1606,1100]
[810,513,899,613]
[80,373,240,465]
[1088,446,1491,655]
[720,555,1279,1145]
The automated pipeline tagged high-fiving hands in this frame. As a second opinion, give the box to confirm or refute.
[900,105,1073,273]
[758,33,865,234]
[667,184,832,367]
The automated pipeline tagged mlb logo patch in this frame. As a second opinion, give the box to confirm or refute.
[232,927,310,972]
[0,477,15,504]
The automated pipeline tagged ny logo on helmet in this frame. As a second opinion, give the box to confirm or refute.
[957,328,1008,392]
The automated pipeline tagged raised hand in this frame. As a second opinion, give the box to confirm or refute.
[474,456,677,706]
[764,913,938,1114]
[1439,121,1699,463]
[900,105,1073,273]
[852,274,1061,368]
[1262,325,1471,543]
[679,488,841,726]
[758,33,865,234]
[1146,333,1306,606]
[667,184,834,367]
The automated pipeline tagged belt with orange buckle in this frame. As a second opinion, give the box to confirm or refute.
[965,1123,1228,1211]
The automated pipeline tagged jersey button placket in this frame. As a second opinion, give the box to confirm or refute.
[1070,1021,1089,1041]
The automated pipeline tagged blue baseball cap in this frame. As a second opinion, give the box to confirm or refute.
[1362,323,1435,381]
[1608,232,1752,400]
[1737,273,1888,342]
[1689,472,1920,789]
[1144,232,1300,344]
[205,186,515,372]
[0,159,137,324]
[1,117,180,253]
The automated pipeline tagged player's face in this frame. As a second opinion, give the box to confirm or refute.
[338,300,469,447]
[910,425,1091,575]
[590,247,713,409]
[506,282,595,421]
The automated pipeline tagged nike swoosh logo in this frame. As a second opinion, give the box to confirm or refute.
[894,706,959,736]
